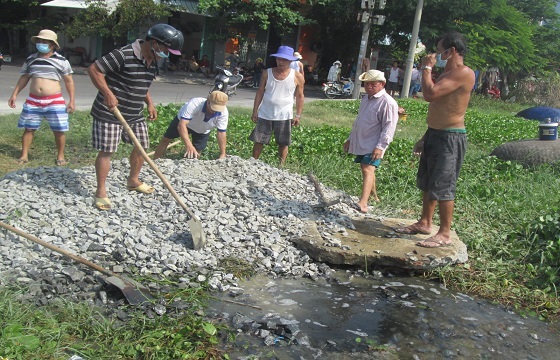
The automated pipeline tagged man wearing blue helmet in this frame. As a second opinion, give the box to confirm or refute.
[87,23,184,210]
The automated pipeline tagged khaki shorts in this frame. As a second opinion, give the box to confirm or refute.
[248,118,292,146]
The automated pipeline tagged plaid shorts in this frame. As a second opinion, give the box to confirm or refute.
[248,118,292,146]
[92,118,149,153]
[18,93,69,131]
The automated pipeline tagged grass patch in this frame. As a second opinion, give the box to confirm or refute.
[2,95,560,357]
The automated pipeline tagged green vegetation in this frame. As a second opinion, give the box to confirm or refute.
[1,96,560,358]
[0,284,222,359]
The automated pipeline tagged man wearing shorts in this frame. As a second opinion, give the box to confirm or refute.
[250,45,305,165]
[343,70,398,213]
[153,91,229,160]
[87,24,183,210]
[8,29,75,165]
[395,32,475,248]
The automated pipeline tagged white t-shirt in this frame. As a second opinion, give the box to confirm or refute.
[327,65,340,82]
[178,97,229,134]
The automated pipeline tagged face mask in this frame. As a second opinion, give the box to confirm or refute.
[36,43,50,54]
[435,53,447,67]
[436,48,452,67]
[152,43,169,59]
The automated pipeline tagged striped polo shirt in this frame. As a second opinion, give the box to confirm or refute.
[90,40,157,124]
[20,52,73,81]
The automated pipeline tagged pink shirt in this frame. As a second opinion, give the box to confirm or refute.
[348,88,398,156]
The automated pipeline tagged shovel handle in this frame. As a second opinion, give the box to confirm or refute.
[0,221,113,277]
[110,107,197,220]
[308,171,327,204]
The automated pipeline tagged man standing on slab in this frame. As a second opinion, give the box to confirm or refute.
[395,32,475,248]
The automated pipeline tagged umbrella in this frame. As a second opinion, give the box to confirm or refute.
[516,106,560,122]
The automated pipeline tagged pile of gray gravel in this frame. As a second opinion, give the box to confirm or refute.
[0,156,360,305]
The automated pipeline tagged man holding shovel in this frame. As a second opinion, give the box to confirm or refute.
[87,24,183,210]
[343,70,398,213]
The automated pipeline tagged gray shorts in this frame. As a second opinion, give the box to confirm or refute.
[92,118,149,153]
[417,128,466,201]
[248,118,292,146]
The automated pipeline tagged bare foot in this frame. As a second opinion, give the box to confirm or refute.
[416,234,452,248]
[394,222,432,235]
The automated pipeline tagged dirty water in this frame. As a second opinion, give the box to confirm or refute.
[208,271,560,360]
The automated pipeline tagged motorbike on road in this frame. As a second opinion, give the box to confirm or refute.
[322,77,354,99]
[210,65,243,98]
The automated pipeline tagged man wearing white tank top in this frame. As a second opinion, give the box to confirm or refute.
[249,45,305,165]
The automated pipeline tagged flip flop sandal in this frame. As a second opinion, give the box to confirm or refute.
[416,238,452,248]
[55,159,68,166]
[126,183,155,194]
[394,224,431,235]
[95,197,111,211]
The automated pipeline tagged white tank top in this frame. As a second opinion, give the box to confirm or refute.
[389,67,400,82]
[258,68,296,121]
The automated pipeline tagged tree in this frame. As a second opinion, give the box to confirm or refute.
[63,0,173,45]
[0,0,41,55]
[197,0,326,40]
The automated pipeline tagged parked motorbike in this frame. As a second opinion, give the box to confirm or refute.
[238,67,255,88]
[210,65,243,98]
[322,77,354,99]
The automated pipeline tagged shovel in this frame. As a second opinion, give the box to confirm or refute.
[308,171,341,208]
[0,221,153,305]
[111,107,206,250]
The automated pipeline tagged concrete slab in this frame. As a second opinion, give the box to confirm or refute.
[292,217,468,270]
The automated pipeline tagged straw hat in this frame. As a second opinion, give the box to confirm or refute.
[207,91,228,112]
[359,70,386,82]
[31,29,60,49]
[270,46,298,61]
[333,60,342,66]
[293,52,302,60]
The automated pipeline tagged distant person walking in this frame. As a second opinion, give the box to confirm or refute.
[249,46,305,165]
[394,32,475,248]
[386,61,401,97]
[290,51,304,76]
[327,60,342,82]
[8,29,75,166]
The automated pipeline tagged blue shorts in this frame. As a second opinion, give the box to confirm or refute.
[163,116,210,152]
[18,93,69,131]
[354,154,381,167]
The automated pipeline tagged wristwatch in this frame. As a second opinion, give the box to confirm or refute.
[421,66,432,71]
[295,114,301,118]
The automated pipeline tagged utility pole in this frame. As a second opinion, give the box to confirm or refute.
[352,0,386,99]
[400,0,424,99]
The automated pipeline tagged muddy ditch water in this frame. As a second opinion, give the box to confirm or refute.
[208,271,560,360]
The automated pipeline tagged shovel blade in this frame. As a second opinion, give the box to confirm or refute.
[189,217,206,250]
[105,276,154,305]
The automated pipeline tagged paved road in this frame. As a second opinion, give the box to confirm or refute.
[0,63,327,115]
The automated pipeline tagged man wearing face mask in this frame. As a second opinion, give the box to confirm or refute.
[8,29,75,166]
[87,23,183,210]
[394,32,475,248]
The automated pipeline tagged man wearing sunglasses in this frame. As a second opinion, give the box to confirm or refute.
[87,23,183,210]
[395,32,475,249]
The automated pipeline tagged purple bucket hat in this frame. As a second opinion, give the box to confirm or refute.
[270,46,298,61]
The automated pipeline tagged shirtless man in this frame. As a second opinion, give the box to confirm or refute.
[249,45,305,165]
[395,32,475,248]
[8,29,75,165]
